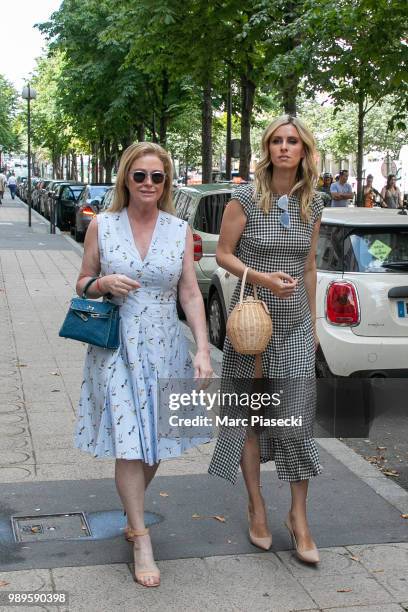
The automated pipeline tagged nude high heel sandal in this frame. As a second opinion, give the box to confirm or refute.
[284,515,320,564]
[125,527,161,587]
[247,509,272,551]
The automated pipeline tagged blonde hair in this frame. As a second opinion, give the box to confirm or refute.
[254,115,318,221]
[109,142,175,214]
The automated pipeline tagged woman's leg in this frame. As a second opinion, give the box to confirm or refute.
[115,459,160,586]
[240,432,271,538]
[288,480,316,550]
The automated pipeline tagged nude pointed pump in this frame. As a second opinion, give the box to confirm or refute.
[247,509,272,551]
[284,515,320,564]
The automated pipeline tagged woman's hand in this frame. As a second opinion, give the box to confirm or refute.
[100,274,141,297]
[193,349,213,384]
[262,271,298,298]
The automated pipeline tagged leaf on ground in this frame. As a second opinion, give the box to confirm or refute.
[213,515,226,523]
[51,389,60,393]
[16,363,27,367]
[377,446,387,451]
[159,492,169,497]
[349,555,360,562]
[372,569,384,573]
[192,513,201,519]
[382,469,399,477]
[0,580,10,587]
[49,371,60,376]
[401,514,408,519]
[337,588,353,593]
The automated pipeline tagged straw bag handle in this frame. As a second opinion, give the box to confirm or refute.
[239,266,258,304]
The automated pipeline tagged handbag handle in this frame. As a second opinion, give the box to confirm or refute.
[81,277,98,299]
[239,266,258,304]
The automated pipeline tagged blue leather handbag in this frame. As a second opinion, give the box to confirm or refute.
[59,277,120,349]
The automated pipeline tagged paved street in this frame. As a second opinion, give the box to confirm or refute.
[0,194,408,612]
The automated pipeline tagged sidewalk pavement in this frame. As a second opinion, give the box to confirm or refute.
[0,194,407,612]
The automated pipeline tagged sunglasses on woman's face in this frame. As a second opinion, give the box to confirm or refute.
[277,194,291,229]
[129,170,166,184]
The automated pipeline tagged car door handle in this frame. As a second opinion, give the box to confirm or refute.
[388,287,408,298]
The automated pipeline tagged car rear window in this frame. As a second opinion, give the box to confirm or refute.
[193,192,232,234]
[89,186,110,198]
[343,227,408,272]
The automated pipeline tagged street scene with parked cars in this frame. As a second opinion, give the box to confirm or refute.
[1,0,407,610]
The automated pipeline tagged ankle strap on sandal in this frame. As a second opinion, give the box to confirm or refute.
[125,526,149,538]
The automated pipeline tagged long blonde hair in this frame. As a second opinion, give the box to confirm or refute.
[109,142,175,214]
[254,115,318,221]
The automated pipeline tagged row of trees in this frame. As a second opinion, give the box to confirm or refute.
[0,75,20,156]
[10,0,408,203]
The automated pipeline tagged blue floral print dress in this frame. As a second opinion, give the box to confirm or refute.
[74,208,210,463]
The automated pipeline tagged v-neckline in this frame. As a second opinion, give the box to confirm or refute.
[124,208,161,264]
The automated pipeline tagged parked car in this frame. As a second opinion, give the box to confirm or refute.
[173,183,234,301]
[73,183,113,241]
[206,208,408,379]
[32,179,46,211]
[99,185,115,212]
[42,180,75,219]
[16,176,27,199]
[51,182,85,229]
[37,180,53,217]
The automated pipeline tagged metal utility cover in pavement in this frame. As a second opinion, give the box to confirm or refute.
[11,512,92,542]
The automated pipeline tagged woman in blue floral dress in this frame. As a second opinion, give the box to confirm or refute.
[74,143,213,587]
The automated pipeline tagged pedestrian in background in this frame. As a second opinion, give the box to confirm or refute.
[0,170,7,204]
[381,174,402,208]
[363,174,376,208]
[74,142,213,587]
[209,115,323,565]
[330,169,353,207]
[7,172,17,200]
[319,172,333,206]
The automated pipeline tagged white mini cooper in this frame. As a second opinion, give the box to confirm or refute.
[207,208,408,377]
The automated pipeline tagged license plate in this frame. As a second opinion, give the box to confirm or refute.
[397,301,408,318]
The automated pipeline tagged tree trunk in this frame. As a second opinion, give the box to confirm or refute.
[356,91,365,207]
[80,155,84,182]
[201,81,213,184]
[91,143,98,183]
[225,79,232,180]
[239,72,256,181]
[137,125,145,142]
[282,73,298,116]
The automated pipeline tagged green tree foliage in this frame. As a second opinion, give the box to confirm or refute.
[301,0,408,202]
[33,0,407,186]
[0,75,20,153]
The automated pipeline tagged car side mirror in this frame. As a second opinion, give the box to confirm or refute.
[91,199,100,207]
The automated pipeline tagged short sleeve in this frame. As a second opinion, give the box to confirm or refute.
[231,184,255,217]
[311,192,325,224]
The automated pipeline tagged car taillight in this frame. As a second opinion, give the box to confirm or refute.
[81,206,96,217]
[193,233,202,261]
[326,281,360,325]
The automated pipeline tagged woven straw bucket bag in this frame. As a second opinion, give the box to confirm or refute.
[226,266,272,355]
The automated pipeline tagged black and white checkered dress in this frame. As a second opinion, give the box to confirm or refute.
[208,183,325,484]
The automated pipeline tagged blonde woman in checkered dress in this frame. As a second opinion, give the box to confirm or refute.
[208,115,324,564]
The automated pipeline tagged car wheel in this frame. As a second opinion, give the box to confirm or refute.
[315,346,334,378]
[208,290,226,349]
